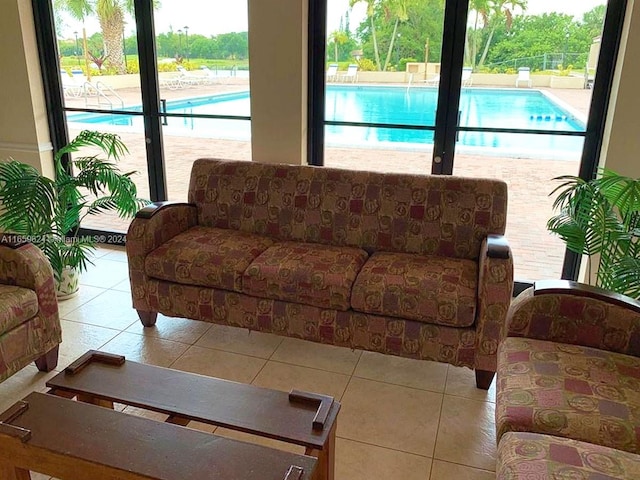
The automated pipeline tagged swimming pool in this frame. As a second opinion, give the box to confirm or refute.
[68,86,585,154]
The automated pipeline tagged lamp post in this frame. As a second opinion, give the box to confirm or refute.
[74,31,79,65]
[563,31,570,67]
[177,29,183,57]
[183,26,189,60]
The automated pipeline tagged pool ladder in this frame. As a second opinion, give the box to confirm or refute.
[83,81,124,110]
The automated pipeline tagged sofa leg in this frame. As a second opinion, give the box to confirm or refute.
[34,346,59,372]
[138,310,158,327]
[475,369,495,390]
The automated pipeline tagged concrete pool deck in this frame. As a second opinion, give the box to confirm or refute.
[66,80,593,282]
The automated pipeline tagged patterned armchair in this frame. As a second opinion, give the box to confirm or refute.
[495,280,640,478]
[127,159,514,388]
[0,237,62,383]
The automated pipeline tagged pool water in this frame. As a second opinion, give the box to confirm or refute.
[68,86,585,154]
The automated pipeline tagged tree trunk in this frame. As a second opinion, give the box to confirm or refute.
[370,17,382,71]
[334,41,338,62]
[383,18,399,72]
[99,9,126,74]
[478,25,496,67]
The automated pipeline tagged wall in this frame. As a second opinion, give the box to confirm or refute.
[0,0,53,176]
[600,0,640,178]
[248,0,308,165]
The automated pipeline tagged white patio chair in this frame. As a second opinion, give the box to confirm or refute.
[515,67,532,88]
[424,74,440,86]
[340,64,358,83]
[462,67,473,86]
[326,63,339,82]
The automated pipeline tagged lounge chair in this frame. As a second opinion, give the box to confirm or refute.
[60,68,84,97]
[200,65,224,85]
[462,67,473,87]
[340,64,358,83]
[176,65,203,86]
[424,74,440,86]
[515,67,532,88]
[326,63,338,82]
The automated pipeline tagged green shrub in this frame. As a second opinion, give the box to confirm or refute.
[356,58,377,71]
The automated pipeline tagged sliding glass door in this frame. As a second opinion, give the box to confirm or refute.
[318,0,625,285]
[40,0,252,232]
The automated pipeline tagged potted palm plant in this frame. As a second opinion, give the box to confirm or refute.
[547,170,640,298]
[0,130,148,298]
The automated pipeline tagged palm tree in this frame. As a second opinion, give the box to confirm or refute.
[55,0,142,75]
[350,0,382,70]
[329,29,349,62]
[381,0,413,72]
[476,0,528,68]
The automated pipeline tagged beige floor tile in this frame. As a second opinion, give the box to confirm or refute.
[430,460,494,480]
[195,324,284,359]
[79,258,130,288]
[122,405,169,422]
[252,361,350,400]
[126,314,211,345]
[100,248,128,262]
[445,366,496,402]
[187,420,217,433]
[100,332,190,367]
[354,351,448,393]
[58,319,121,369]
[170,345,266,384]
[214,427,305,455]
[28,472,51,480]
[57,285,107,316]
[434,395,496,472]
[271,338,361,375]
[335,437,431,480]
[0,366,58,413]
[62,289,139,330]
[112,278,132,292]
[338,377,442,457]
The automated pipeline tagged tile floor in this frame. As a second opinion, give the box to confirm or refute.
[0,245,497,480]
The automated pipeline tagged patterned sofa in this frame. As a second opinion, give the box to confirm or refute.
[0,238,61,383]
[495,280,640,478]
[126,159,514,388]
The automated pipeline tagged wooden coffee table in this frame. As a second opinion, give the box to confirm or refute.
[0,391,318,480]
[45,350,339,480]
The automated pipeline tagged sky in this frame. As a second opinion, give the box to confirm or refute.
[59,0,607,39]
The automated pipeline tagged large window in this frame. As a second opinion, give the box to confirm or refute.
[41,0,251,232]
[318,0,625,285]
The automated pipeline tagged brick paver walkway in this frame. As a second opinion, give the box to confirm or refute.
[68,80,592,282]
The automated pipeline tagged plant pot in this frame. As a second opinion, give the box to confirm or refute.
[56,266,80,300]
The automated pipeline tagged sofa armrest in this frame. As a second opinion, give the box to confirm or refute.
[126,202,198,257]
[474,236,514,373]
[126,202,198,312]
[506,281,640,357]
[0,241,59,324]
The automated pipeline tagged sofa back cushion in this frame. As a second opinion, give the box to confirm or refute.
[189,159,507,260]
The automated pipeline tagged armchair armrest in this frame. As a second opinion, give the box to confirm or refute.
[534,279,640,314]
[0,241,59,323]
[474,235,514,373]
[135,201,194,220]
[507,281,640,357]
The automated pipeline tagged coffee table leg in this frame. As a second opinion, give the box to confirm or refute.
[304,421,336,480]
[0,461,31,480]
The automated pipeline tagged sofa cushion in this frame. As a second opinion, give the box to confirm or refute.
[351,252,478,327]
[144,226,274,292]
[242,241,368,311]
[496,337,640,454]
[497,432,640,480]
[0,285,38,334]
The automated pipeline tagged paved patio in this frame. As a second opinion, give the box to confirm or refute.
[65,79,593,282]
